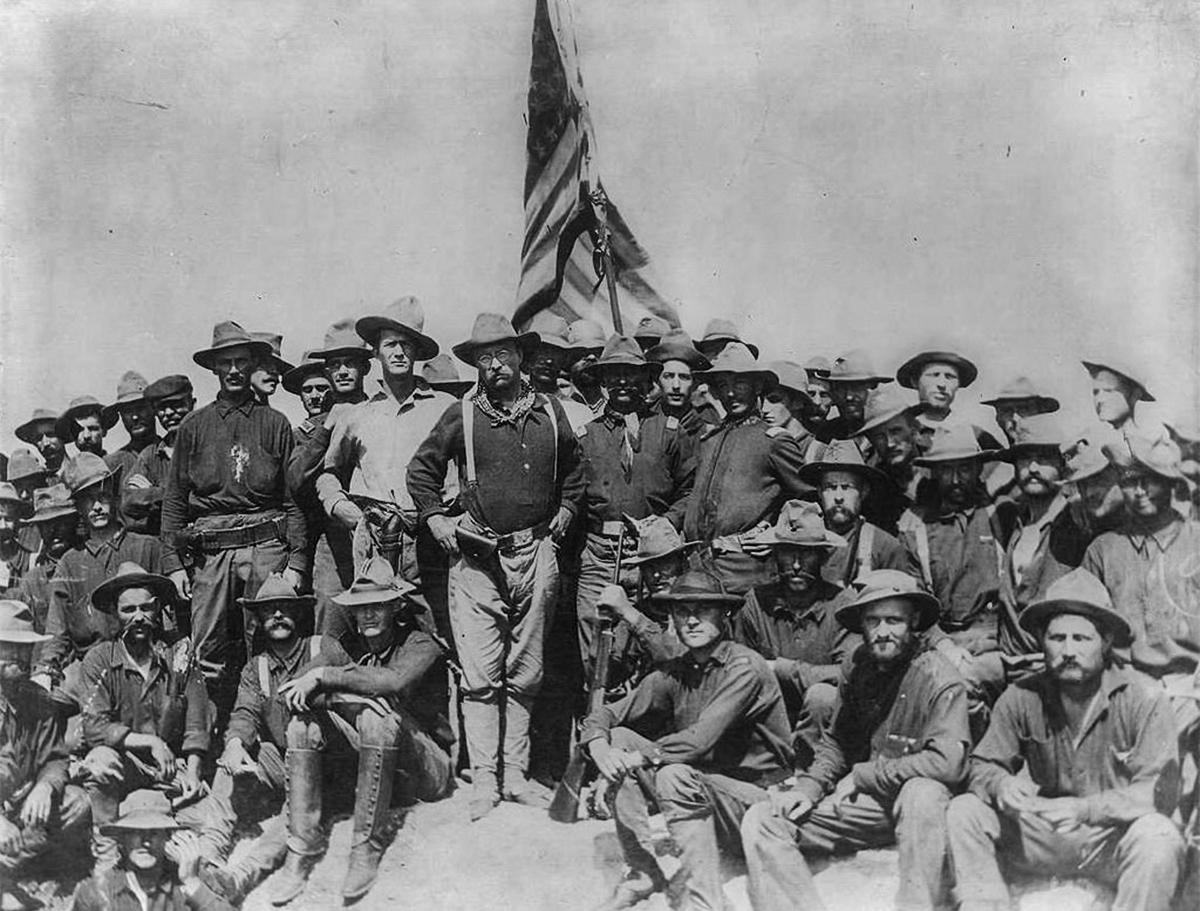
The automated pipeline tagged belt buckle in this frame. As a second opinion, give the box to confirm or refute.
[495,533,516,555]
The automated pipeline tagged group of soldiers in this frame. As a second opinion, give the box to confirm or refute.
[0,300,1197,911]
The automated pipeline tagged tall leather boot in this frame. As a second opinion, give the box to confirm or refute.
[462,697,501,821]
[269,749,323,906]
[341,746,397,903]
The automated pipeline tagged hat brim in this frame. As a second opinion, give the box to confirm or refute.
[828,373,894,385]
[796,460,887,488]
[332,586,418,607]
[7,466,48,484]
[1017,598,1132,645]
[1080,361,1154,402]
[646,345,712,371]
[428,380,475,396]
[0,629,53,644]
[312,344,373,362]
[997,441,1065,463]
[856,402,929,437]
[914,449,1000,466]
[702,366,778,386]
[650,591,744,607]
[15,419,55,444]
[193,340,273,371]
[696,338,760,359]
[100,397,149,424]
[586,357,662,377]
[764,532,847,549]
[896,352,979,389]
[56,406,119,441]
[92,572,177,614]
[354,317,440,360]
[624,540,700,566]
[835,589,941,633]
[100,811,183,834]
[282,364,328,395]
[238,593,317,610]
[29,505,78,524]
[979,394,1060,412]
[452,332,540,366]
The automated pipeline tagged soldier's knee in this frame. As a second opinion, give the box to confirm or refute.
[739,799,791,853]
[81,746,125,786]
[59,785,92,831]
[946,793,995,841]
[802,682,838,720]
[653,764,706,812]
[1120,813,1184,868]
[895,777,951,822]
[285,716,323,750]
[356,708,401,746]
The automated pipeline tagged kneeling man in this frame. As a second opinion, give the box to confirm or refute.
[741,569,969,911]
[946,568,1183,911]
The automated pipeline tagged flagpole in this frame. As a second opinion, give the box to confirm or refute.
[591,186,623,334]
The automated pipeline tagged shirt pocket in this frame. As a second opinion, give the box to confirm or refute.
[1022,732,1059,789]
[242,442,282,499]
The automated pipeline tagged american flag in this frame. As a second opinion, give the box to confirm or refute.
[514,0,678,334]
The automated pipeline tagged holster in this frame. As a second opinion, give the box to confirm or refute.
[454,525,497,561]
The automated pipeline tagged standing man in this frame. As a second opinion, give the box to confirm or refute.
[0,484,35,597]
[15,485,78,638]
[160,321,306,720]
[583,569,792,911]
[249,333,291,403]
[741,570,969,911]
[980,375,1060,446]
[102,371,159,488]
[1083,358,1153,436]
[124,376,197,536]
[566,319,610,421]
[694,318,758,361]
[422,354,474,399]
[761,361,820,457]
[282,351,332,423]
[802,356,835,441]
[733,501,853,762]
[645,329,711,439]
[6,449,48,513]
[946,569,1183,911]
[895,344,997,448]
[576,336,695,669]
[797,439,917,586]
[683,344,809,594]
[14,409,66,479]
[316,297,454,643]
[525,312,594,433]
[854,385,928,533]
[409,313,584,819]
[823,350,893,440]
[56,395,116,459]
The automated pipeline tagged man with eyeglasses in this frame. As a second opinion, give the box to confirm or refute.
[409,312,584,820]
[313,298,455,645]
[123,375,197,536]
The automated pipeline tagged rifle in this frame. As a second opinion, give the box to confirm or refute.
[549,529,625,823]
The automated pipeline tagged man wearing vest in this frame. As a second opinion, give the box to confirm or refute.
[797,439,918,587]
[409,313,584,821]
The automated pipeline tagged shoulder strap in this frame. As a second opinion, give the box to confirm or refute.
[541,395,559,482]
[898,511,933,590]
[310,637,321,660]
[856,522,875,576]
[462,399,477,487]
[258,655,270,696]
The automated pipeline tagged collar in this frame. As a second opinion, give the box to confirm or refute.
[122,435,158,454]
[1020,491,1068,533]
[357,624,410,666]
[682,637,734,669]
[1124,512,1183,555]
[215,393,258,417]
[761,581,839,620]
[368,377,438,413]
[601,405,651,429]
[117,638,169,676]
[1039,664,1131,739]
[265,636,309,671]
[84,527,128,557]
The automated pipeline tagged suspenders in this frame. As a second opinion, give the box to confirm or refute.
[461,394,560,496]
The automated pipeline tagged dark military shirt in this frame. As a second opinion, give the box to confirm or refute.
[71,868,234,911]
[0,678,70,799]
[123,437,174,535]
[225,635,335,751]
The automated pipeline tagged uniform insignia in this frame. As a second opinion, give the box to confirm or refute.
[666,416,680,430]
[765,426,787,438]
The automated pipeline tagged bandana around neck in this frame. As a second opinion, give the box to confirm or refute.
[473,380,537,426]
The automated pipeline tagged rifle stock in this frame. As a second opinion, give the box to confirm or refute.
[549,529,626,823]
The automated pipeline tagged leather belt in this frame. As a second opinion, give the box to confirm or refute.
[587,520,625,537]
[191,516,286,553]
[494,521,552,555]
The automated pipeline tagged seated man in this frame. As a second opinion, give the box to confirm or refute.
[741,570,969,911]
[733,500,855,762]
[192,574,336,902]
[582,568,793,911]
[274,557,453,904]
[70,789,233,911]
[76,563,210,871]
[946,568,1183,911]
[0,600,90,893]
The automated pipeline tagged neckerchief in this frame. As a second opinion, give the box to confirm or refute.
[472,381,537,427]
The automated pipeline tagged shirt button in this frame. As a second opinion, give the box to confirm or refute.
[524,463,530,470]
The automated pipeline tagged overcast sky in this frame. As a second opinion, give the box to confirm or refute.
[2,0,1196,451]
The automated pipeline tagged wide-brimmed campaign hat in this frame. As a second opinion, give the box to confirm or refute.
[701,342,777,385]
[333,556,418,607]
[422,354,475,397]
[980,375,1060,413]
[251,332,294,375]
[763,500,846,549]
[15,408,61,445]
[0,483,23,509]
[914,424,999,466]
[355,296,440,360]
[1081,358,1154,402]
[56,395,118,443]
[828,350,893,385]
[584,335,661,377]
[623,515,698,566]
[798,438,887,488]
[92,562,177,614]
[998,413,1067,462]
[634,315,671,351]
[854,386,927,437]
[100,790,183,834]
[62,453,114,497]
[238,572,316,611]
[27,484,75,524]
[1018,568,1131,645]
[1104,433,1184,482]
[645,330,711,371]
[192,320,272,370]
[650,567,743,608]
[0,600,52,644]
[1062,429,1114,484]
[803,356,832,379]
[527,312,573,350]
[767,361,813,402]
[6,448,46,484]
[101,371,150,423]
[143,375,194,403]
[695,319,759,359]
[452,313,540,366]
[282,350,329,395]
[315,318,374,361]
[835,569,941,633]
[567,319,607,356]
[895,345,978,389]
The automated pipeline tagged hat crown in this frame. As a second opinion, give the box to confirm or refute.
[1109,432,1183,479]
[144,374,193,401]
[830,349,887,383]
[322,317,372,352]
[993,375,1040,400]
[704,342,760,373]
[528,311,571,345]
[813,439,868,471]
[7,448,46,481]
[701,318,741,341]
[851,569,926,604]
[114,371,149,400]
[253,572,303,602]
[772,500,832,545]
[468,312,521,346]
[64,453,113,494]
[423,353,466,384]
[923,423,983,459]
[108,562,157,586]
[665,567,733,600]
[1009,413,1065,448]
[768,360,809,395]
[209,320,256,349]
[30,408,58,422]
[1081,357,1150,396]
[645,330,710,370]
[1040,568,1114,614]
[632,515,686,559]
[380,296,427,335]
[0,482,19,504]
[65,395,104,412]
[568,318,606,348]
[349,556,405,596]
[31,484,72,518]
[635,315,670,339]
[594,334,648,368]
[0,600,40,638]
[803,356,832,375]
[251,332,284,356]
